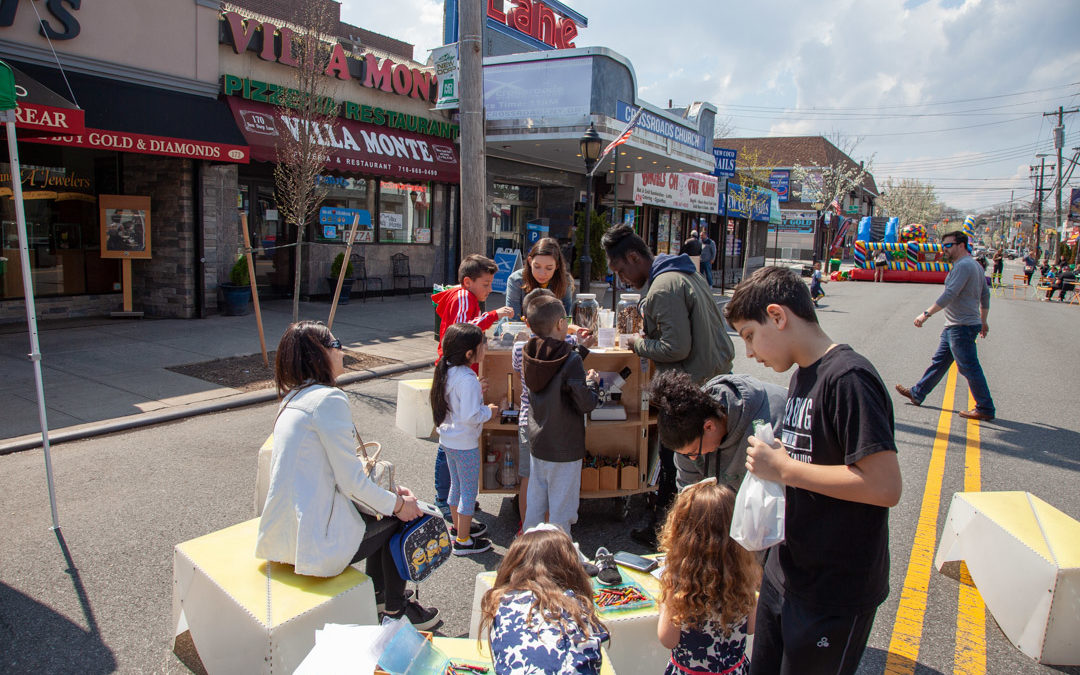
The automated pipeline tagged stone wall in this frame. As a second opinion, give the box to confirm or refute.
[122,156,196,318]
[0,294,120,324]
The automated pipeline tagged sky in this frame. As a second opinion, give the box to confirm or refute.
[341,0,1080,216]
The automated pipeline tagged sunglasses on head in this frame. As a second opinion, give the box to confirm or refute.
[328,339,343,350]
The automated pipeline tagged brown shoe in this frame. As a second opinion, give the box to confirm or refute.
[958,409,994,421]
[895,384,920,406]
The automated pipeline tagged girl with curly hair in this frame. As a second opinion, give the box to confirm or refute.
[657,479,760,675]
[480,526,609,674]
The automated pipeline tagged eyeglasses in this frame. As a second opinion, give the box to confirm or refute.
[328,339,343,350]
[942,243,956,249]
[685,435,704,461]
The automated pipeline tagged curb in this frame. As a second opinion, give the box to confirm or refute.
[0,357,435,455]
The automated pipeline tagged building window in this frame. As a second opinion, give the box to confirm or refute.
[378,181,431,244]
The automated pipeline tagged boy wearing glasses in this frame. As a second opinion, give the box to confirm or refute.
[895,229,995,421]
[647,370,787,490]
[724,266,901,675]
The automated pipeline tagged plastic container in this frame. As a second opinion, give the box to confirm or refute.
[483,445,500,490]
[572,293,599,334]
[499,439,517,488]
[616,293,642,334]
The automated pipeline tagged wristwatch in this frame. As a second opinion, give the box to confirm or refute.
[922,310,932,318]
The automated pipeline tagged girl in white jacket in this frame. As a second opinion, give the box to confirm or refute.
[431,323,498,555]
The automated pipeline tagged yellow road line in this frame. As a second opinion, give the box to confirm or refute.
[954,392,986,675]
[884,366,958,674]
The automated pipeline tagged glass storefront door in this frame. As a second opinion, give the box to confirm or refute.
[240,182,293,296]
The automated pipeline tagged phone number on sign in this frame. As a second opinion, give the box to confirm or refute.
[333,157,439,178]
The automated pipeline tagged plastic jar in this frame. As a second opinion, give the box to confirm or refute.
[572,293,599,334]
[616,293,642,334]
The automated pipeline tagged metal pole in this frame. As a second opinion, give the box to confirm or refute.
[1035,157,1045,261]
[458,0,486,257]
[6,118,60,531]
[580,170,593,290]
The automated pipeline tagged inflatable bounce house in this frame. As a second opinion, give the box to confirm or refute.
[850,215,975,284]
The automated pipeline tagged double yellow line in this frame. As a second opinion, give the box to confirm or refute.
[884,366,987,675]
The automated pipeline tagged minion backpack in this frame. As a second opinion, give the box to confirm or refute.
[390,515,451,582]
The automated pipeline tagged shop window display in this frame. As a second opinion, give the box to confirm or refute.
[378,180,431,244]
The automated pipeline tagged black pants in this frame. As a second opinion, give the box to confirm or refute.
[350,513,407,612]
[750,575,877,675]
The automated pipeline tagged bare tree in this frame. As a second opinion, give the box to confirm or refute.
[791,155,875,215]
[274,1,340,322]
[731,148,779,278]
[713,115,736,139]
[880,177,941,230]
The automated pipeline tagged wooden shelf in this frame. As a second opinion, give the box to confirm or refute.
[482,421,519,431]
[586,418,645,429]
[581,486,656,499]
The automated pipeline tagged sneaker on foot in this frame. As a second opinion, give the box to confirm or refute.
[384,600,440,631]
[434,500,452,521]
[453,536,492,556]
[594,547,622,586]
[374,588,414,615]
[450,521,488,538]
[895,384,920,407]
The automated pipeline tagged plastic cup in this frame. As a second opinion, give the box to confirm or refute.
[597,327,616,348]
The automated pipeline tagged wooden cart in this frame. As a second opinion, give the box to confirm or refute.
[477,346,657,499]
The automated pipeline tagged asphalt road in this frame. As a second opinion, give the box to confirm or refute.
[2,258,1078,674]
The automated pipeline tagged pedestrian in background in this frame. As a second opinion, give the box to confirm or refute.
[991,249,1004,287]
[1022,252,1037,285]
[683,230,703,274]
[873,249,888,282]
[896,229,995,421]
[700,229,717,287]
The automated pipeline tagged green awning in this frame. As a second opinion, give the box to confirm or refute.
[0,60,15,112]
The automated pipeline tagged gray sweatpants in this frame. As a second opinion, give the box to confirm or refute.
[524,457,582,535]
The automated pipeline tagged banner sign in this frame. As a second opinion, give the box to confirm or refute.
[633,172,719,212]
[721,183,771,221]
[712,148,737,178]
[616,100,707,152]
[772,210,817,233]
[1069,187,1080,223]
[319,207,370,227]
[27,127,249,163]
[769,170,790,202]
[770,191,782,225]
[431,43,460,110]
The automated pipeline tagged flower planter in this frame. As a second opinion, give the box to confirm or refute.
[326,277,355,304]
[220,283,251,316]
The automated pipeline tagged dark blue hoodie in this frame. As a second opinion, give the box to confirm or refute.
[649,253,698,283]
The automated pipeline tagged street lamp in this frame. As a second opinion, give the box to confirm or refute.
[578,122,602,289]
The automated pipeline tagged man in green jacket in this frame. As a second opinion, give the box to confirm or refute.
[601,224,735,546]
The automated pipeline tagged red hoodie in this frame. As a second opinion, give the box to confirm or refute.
[432,285,499,365]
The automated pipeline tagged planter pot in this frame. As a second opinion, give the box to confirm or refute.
[326,277,355,304]
[220,283,251,316]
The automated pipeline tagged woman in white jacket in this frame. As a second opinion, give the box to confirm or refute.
[256,320,439,629]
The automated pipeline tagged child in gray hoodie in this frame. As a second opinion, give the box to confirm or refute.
[648,370,787,489]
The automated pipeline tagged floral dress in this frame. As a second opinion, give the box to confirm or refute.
[490,590,609,674]
[664,616,749,675]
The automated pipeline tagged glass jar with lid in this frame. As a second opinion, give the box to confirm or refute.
[572,293,599,334]
[617,293,643,335]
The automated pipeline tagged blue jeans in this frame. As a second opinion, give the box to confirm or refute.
[701,261,714,286]
[435,446,450,504]
[911,325,995,415]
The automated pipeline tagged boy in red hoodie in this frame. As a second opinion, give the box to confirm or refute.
[430,254,513,520]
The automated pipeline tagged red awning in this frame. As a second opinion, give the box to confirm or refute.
[227,98,459,183]
[10,64,85,136]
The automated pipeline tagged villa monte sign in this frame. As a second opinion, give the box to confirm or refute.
[220,11,436,102]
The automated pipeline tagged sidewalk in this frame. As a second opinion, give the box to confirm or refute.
[0,293,441,450]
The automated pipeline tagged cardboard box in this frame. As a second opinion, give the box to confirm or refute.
[580,467,599,493]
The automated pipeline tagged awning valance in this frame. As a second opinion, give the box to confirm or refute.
[227,98,459,183]
[7,62,85,136]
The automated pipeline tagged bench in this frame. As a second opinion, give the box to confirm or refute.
[935,492,1080,665]
[173,518,377,674]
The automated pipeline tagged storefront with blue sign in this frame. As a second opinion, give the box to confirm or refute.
[718,182,774,287]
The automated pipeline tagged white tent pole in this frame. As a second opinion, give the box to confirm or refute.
[5,117,60,531]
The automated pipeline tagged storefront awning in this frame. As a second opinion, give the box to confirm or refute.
[6,62,85,136]
[227,98,460,183]
[9,60,248,163]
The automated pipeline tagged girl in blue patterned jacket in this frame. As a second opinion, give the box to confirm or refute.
[480,525,609,674]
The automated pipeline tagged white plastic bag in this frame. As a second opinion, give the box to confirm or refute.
[730,421,786,551]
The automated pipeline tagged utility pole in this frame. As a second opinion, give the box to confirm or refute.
[459,0,486,258]
[1043,106,1078,252]
[1030,157,1054,261]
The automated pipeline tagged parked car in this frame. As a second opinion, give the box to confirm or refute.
[1006,249,1018,259]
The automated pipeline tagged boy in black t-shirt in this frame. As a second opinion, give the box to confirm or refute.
[724,266,902,675]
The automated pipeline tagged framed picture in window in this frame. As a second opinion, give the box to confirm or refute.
[100,195,151,259]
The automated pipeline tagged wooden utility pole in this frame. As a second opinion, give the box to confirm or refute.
[458,0,486,258]
[1044,106,1079,246]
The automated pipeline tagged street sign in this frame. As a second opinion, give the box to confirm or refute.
[846,205,859,215]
